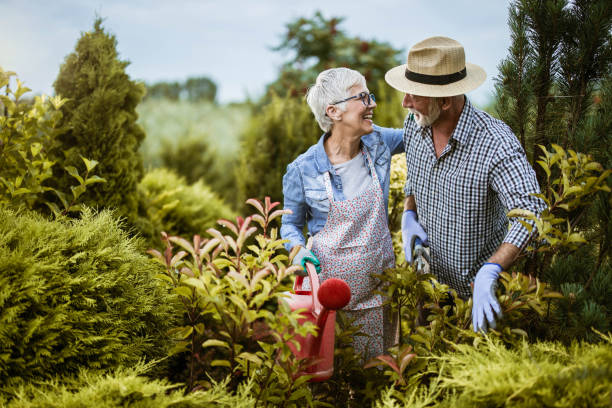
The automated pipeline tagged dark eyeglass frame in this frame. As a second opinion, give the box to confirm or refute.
[330,91,376,107]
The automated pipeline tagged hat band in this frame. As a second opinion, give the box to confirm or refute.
[405,67,467,85]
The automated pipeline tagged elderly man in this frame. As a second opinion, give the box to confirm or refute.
[384,36,545,332]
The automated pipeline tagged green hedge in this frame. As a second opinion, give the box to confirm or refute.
[0,208,174,388]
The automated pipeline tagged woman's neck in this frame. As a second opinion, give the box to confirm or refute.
[324,128,362,165]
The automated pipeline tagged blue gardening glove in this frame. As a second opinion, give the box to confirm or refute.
[472,263,503,333]
[292,246,321,276]
[401,210,428,263]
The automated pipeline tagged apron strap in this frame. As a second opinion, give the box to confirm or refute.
[323,172,335,202]
[361,147,381,187]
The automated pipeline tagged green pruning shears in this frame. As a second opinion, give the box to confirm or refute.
[411,236,430,274]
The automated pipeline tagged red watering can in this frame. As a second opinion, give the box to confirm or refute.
[283,262,351,382]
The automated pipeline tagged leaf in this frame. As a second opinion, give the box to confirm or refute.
[64,166,84,184]
[566,232,586,243]
[288,388,310,401]
[170,251,188,267]
[398,352,417,374]
[85,175,106,185]
[507,208,535,219]
[80,156,99,172]
[155,273,174,285]
[536,160,551,179]
[268,209,291,222]
[217,218,238,235]
[174,286,192,298]
[237,352,263,365]
[246,198,264,215]
[178,326,194,339]
[30,143,43,157]
[203,339,231,349]
[169,236,195,255]
[70,184,86,200]
[211,360,231,368]
[228,271,250,291]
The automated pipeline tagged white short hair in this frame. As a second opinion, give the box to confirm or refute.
[306,68,366,132]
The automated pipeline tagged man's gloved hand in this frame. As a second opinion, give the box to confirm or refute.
[292,246,321,276]
[472,263,503,333]
[401,210,428,263]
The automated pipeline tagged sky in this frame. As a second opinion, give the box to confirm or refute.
[0,0,512,106]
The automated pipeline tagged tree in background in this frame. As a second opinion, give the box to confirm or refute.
[268,11,403,99]
[495,0,612,340]
[145,81,182,100]
[236,92,320,208]
[53,18,145,222]
[145,76,217,103]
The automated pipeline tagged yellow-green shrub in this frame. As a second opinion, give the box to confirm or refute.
[4,364,256,408]
[138,167,235,246]
[0,208,174,390]
[378,336,612,408]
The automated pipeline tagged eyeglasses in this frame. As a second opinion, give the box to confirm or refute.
[331,92,376,107]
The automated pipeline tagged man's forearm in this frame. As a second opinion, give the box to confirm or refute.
[487,242,520,270]
[403,195,417,211]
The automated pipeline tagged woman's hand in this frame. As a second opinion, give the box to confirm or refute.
[293,246,321,276]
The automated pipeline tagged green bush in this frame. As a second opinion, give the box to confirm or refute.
[53,18,146,222]
[138,167,235,246]
[0,68,104,216]
[378,336,612,408]
[4,364,256,408]
[0,208,174,389]
[236,92,320,208]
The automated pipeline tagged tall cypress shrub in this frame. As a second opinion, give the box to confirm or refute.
[53,18,145,222]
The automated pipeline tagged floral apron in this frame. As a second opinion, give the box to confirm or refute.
[309,148,396,359]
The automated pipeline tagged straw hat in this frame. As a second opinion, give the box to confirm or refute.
[385,36,486,97]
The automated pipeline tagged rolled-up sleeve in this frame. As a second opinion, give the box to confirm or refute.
[490,145,547,249]
[280,162,307,251]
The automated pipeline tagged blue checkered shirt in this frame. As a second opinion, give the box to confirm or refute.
[403,98,545,298]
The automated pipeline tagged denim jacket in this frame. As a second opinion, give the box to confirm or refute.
[280,125,404,251]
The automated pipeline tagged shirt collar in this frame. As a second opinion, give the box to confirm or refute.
[450,97,475,145]
[416,97,477,145]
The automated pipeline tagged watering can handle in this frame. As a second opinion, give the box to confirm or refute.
[293,262,322,315]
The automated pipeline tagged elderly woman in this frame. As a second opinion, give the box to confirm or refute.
[280,67,404,360]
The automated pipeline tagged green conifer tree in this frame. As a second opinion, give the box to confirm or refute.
[495,0,612,341]
[53,18,145,222]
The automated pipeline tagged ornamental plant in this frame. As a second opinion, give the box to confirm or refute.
[507,144,611,340]
[371,265,561,389]
[0,68,105,216]
[148,197,318,406]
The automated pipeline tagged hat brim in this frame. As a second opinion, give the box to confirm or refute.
[384,62,486,97]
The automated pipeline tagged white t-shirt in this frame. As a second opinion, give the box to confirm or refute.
[332,153,372,200]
